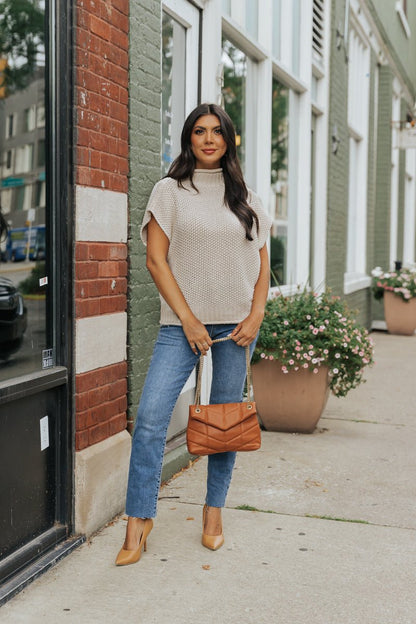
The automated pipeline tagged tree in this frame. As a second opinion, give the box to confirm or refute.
[0,0,45,93]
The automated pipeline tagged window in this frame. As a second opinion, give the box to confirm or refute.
[37,103,45,128]
[15,144,34,173]
[245,0,258,40]
[403,149,415,265]
[24,106,36,132]
[38,139,46,167]
[272,0,281,59]
[161,0,199,176]
[270,78,289,286]
[15,186,26,212]
[35,181,46,208]
[390,93,400,268]
[222,0,231,15]
[221,39,247,171]
[344,26,370,293]
[6,149,13,172]
[162,12,186,175]
[6,113,16,139]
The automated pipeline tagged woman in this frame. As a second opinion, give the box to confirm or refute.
[116,103,272,566]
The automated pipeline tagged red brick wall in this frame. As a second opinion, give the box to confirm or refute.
[75,0,129,193]
[74,0,129,451]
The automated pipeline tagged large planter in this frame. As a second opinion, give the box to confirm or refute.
[252,360,330,433]
[384,291,416,336]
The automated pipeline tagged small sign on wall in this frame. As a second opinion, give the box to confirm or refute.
[42,348,54,369]
[395,123,416,149]
[40,416,49,451]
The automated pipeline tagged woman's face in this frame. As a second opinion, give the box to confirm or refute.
[190,114,227,169]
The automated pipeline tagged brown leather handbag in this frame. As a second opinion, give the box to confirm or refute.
[187,337,261,455]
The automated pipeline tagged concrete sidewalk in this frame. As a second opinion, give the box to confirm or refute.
[1,332,415,624]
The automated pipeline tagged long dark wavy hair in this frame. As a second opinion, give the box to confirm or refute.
[167,103,259,241]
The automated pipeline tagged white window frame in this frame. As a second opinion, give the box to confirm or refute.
[162,0,199,118]
[344,20,371,295]
[403,148,416,266]
[390,90,401,268]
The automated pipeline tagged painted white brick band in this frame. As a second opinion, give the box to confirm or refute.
[75,185,128,242]
[75,312,127,374]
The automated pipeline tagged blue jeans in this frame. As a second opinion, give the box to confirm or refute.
[125,324,256,518]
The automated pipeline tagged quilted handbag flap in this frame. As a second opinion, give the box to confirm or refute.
[190,402,257,430]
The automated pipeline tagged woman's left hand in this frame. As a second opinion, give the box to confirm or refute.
[230,310,264,347]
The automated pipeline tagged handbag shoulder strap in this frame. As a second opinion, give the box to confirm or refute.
[194,336,252,406]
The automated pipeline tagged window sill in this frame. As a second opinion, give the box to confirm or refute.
[269,284,305,298]
[343,273,371,295]
[395,1,411,38]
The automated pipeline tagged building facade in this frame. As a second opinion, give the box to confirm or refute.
[0,0,415,598]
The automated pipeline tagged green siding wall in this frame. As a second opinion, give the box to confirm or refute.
[128,0,162,426]
[326,0,349,295]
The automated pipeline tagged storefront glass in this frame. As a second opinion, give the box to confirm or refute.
[0,0,48,382]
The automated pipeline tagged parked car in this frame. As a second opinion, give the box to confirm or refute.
[0,277,27,360]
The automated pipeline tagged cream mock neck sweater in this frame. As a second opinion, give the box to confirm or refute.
[140,168,272,325]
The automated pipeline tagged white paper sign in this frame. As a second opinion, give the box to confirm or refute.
[396,126,416,149]
[40,416,49,451]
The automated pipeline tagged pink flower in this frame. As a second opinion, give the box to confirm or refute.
[283,320,289,326]
[312,328,319,335]
[269,355,274,361]
[272,332,277,337]
[289,359,294,365]
[260,353,266,358]
[313,368,319,374]
[303,363,309,368]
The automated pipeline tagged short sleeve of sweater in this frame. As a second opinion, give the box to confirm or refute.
[248,190,273,249]
[140,178,176,246]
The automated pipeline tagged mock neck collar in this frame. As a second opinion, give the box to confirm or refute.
[193,168,224,184]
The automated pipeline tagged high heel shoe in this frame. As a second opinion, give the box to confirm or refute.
[115,518,153,566]
[202,504,224,551]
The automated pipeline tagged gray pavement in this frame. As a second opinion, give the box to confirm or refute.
[1,331,416,623]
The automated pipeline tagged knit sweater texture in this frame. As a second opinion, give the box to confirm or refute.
[140,168,272,325]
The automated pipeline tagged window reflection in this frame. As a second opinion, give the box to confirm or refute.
[0,0,47,381]
[162,11,186,176]
[270,78,289,286]
[221,38,247,171]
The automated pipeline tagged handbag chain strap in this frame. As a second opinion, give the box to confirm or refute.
[194,336,252,406]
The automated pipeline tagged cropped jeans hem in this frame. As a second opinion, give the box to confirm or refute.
[125,324,256,518]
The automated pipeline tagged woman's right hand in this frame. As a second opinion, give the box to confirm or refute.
[181,315,212,356]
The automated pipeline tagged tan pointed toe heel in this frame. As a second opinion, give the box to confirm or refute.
[202,505,224,551]
[115,518,153,566]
